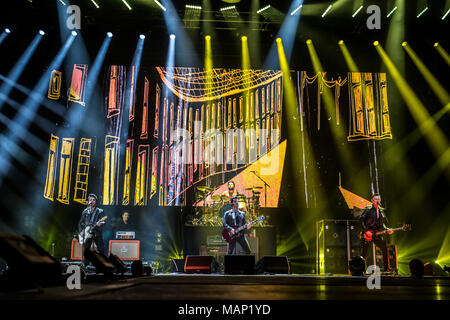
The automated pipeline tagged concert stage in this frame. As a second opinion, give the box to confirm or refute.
[1,273,449,301]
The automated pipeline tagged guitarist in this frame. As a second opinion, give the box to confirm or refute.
[360,193,393,272]
[222,196,251,254]
[78,193,105,266]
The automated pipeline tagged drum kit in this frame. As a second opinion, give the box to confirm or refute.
[192,185,265,226]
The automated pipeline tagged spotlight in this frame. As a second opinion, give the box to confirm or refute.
[170,34,176,40]
[443,8,450,20]
[39,30,45,36]
[241,36,247,41]
[290,4,303,16]
[417,7,428,19]
[306,39,312,45]
[205,35,211,41]
[373,41,379,46]
[154,0,166,12]
[107,32,113,38]
[257,5,271,14]
[276,37,282,44]
[338,40,344,45]
[71,30,78,36]
[139,34,145,39]
[387,6,397,18]
[321,5,333,18]
[5,28,11,34]
[352,5,363,18]
[434,42,439,47]
[401,41,407,47]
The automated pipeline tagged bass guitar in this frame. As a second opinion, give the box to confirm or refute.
[79,216,108,245]
[222,215,265,243]
[361,224,411,242]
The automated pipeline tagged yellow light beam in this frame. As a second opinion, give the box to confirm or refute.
[277,37,329,245]
[306,39,351,163]
[434,42,450,66]
[205,35,213,98]
[375,42,450,179]
[338,40,360,72]
[241,36,251,89]
[402,42,450,106]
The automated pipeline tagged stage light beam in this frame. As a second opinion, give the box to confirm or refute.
[374,42,450,179]
[338,40,360,72]
[402,42,450,106]
[434,43,450,66]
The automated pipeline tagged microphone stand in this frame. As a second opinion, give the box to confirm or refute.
[250,171,270,207]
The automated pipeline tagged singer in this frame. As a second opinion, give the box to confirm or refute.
[360,193,394,273]
[77,193,106,266]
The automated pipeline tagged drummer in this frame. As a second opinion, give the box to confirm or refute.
[222,181,237,200]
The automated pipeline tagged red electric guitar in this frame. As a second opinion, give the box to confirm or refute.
[361,224,411,242]
[222,216,265,243]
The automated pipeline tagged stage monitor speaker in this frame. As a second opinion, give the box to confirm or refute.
[184,255,219,274]
[108,240,140,260]
[0,233,62,288]
[84,248,115,274]
[224,254,255,275]
[256,256,290,274]
[171,258,186,273]
[108,254,128,274]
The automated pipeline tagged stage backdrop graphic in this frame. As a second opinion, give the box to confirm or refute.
[43,66,391,211]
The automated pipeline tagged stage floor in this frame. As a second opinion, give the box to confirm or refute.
[1,273,449,300]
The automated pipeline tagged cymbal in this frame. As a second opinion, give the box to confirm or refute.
[221,195,230,202]
[245,187,254,191]
[197,186,213,192]
[211,195,222,202]
[252,186,263,189]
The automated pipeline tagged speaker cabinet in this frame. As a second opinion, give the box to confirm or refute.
[256,256,290,274]
[184,255,219,274]
[71,239,83,260]
[224,254,255,275]
[316,219,362,275]
[108,240,140,260]
[171,258,186,273]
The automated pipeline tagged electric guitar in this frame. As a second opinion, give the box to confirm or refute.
[222,215,265,243]
[78,216,108,245]
[361,224,411,242]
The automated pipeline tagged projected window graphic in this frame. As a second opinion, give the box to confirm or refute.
[43,134,59,201]
[73,138,92,205]
[57,138,75,205]
[68,64,88,106]
[122,139,134,205]
[103,135,120,205]
[48,70,62,100]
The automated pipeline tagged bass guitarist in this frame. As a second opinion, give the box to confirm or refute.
[360,193,393,273]
[78,193,105,266]
[222,196,251,254]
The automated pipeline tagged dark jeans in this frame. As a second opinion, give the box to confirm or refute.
[228,235,251,255]
[82,233,104,266]
[361,237,390,271]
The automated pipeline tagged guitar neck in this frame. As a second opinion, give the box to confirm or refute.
[236,219,260,232]
[375,227,403,235]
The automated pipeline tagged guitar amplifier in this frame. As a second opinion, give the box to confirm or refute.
[108,240,140,260]
[70,239,83,260]
[115,231,135,240]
